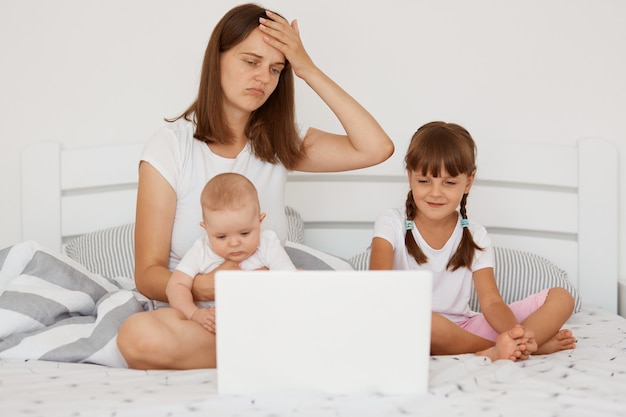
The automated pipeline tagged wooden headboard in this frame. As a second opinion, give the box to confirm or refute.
[21,138,619,313]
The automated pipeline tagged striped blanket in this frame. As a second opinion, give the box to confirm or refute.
[0,241,149,367]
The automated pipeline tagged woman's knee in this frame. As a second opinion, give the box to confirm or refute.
[117,312,165,366]
[118,309,216,369]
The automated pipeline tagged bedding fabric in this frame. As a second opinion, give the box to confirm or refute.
[1,305,625,417]
[0,241,146,367]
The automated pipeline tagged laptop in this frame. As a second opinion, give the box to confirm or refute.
[214,269,432,396]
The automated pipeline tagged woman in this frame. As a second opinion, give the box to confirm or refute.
[117,3,394,369]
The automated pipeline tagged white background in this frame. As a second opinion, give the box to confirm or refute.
[1,1,624,287]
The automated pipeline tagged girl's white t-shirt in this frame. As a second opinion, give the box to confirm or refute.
[141,118,289,271]
[373,208,494,323]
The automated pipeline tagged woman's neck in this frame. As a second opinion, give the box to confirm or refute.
[208,137,247,159]
[208,112,250,158]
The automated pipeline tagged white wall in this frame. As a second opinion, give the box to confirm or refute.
[2,0,624,286]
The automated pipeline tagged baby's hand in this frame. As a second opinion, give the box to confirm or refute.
[191,307,216,334]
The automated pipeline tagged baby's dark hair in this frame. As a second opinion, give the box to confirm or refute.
[404,121,482,271]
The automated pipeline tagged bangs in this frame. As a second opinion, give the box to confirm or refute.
[405,123,476,177]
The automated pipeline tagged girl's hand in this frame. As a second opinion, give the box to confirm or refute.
[190,307,216,334]
[259,10,316,79]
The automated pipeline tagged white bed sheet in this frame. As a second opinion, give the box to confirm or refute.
[1,305,625,417]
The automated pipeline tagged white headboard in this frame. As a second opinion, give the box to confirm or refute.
[21,138,618,313]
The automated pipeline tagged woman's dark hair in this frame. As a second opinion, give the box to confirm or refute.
[169,3,304,169]
[404,121,482,271]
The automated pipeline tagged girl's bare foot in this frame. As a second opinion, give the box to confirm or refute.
[476,325,530,362]
[535,329,576,354]
[519,335,538,360]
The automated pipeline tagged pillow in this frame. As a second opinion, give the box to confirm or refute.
[348,246,582,313]
[64,206,339,279]
[284,241,353,271]
[471,246,582,313]
[285,205,305,244]
[64,223,135,280]
[348,248,371,271]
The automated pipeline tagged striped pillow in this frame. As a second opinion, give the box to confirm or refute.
[63,206,309,280]
[348,249,371,271]
[64,223,135,280]
[349,246,581,313]
[285,205,305,244]
[470,246,582,313]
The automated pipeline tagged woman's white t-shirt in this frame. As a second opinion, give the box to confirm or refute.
[141,118,289,271]
[372,208,494,323]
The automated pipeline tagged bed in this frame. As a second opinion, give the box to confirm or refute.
[1,136,623,416]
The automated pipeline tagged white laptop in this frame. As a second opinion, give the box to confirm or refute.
[214,269,432,396]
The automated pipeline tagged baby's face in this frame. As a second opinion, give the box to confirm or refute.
[202,205,262,263]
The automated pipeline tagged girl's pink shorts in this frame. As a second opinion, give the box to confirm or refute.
[457,288,550,341]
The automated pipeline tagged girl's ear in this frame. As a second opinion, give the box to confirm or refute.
[259,212,267,223]
[465,170,476,193]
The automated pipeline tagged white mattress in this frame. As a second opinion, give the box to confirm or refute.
[1,305,625,417]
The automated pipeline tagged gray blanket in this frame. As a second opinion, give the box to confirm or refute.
[0,241,149,367]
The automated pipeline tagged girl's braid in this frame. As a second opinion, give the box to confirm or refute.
[447,192,482,271]
[405,190,427,264]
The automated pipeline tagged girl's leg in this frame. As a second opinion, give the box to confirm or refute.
[431,312,493,355]
[477,325,529,362]
[431,312,529,361]
[519,287,576,354]
[117,308,216,370]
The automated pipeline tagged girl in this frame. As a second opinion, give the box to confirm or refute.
[369,121,576,361]
[117,4,394,370]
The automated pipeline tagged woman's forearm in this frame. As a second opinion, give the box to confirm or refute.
[302,67,393,165]
[135,265,172,302]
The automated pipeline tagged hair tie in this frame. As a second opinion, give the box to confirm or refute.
[405,220,414,231]
[461,219,469,229]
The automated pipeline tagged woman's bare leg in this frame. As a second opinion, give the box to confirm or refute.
[117,308,216,370]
